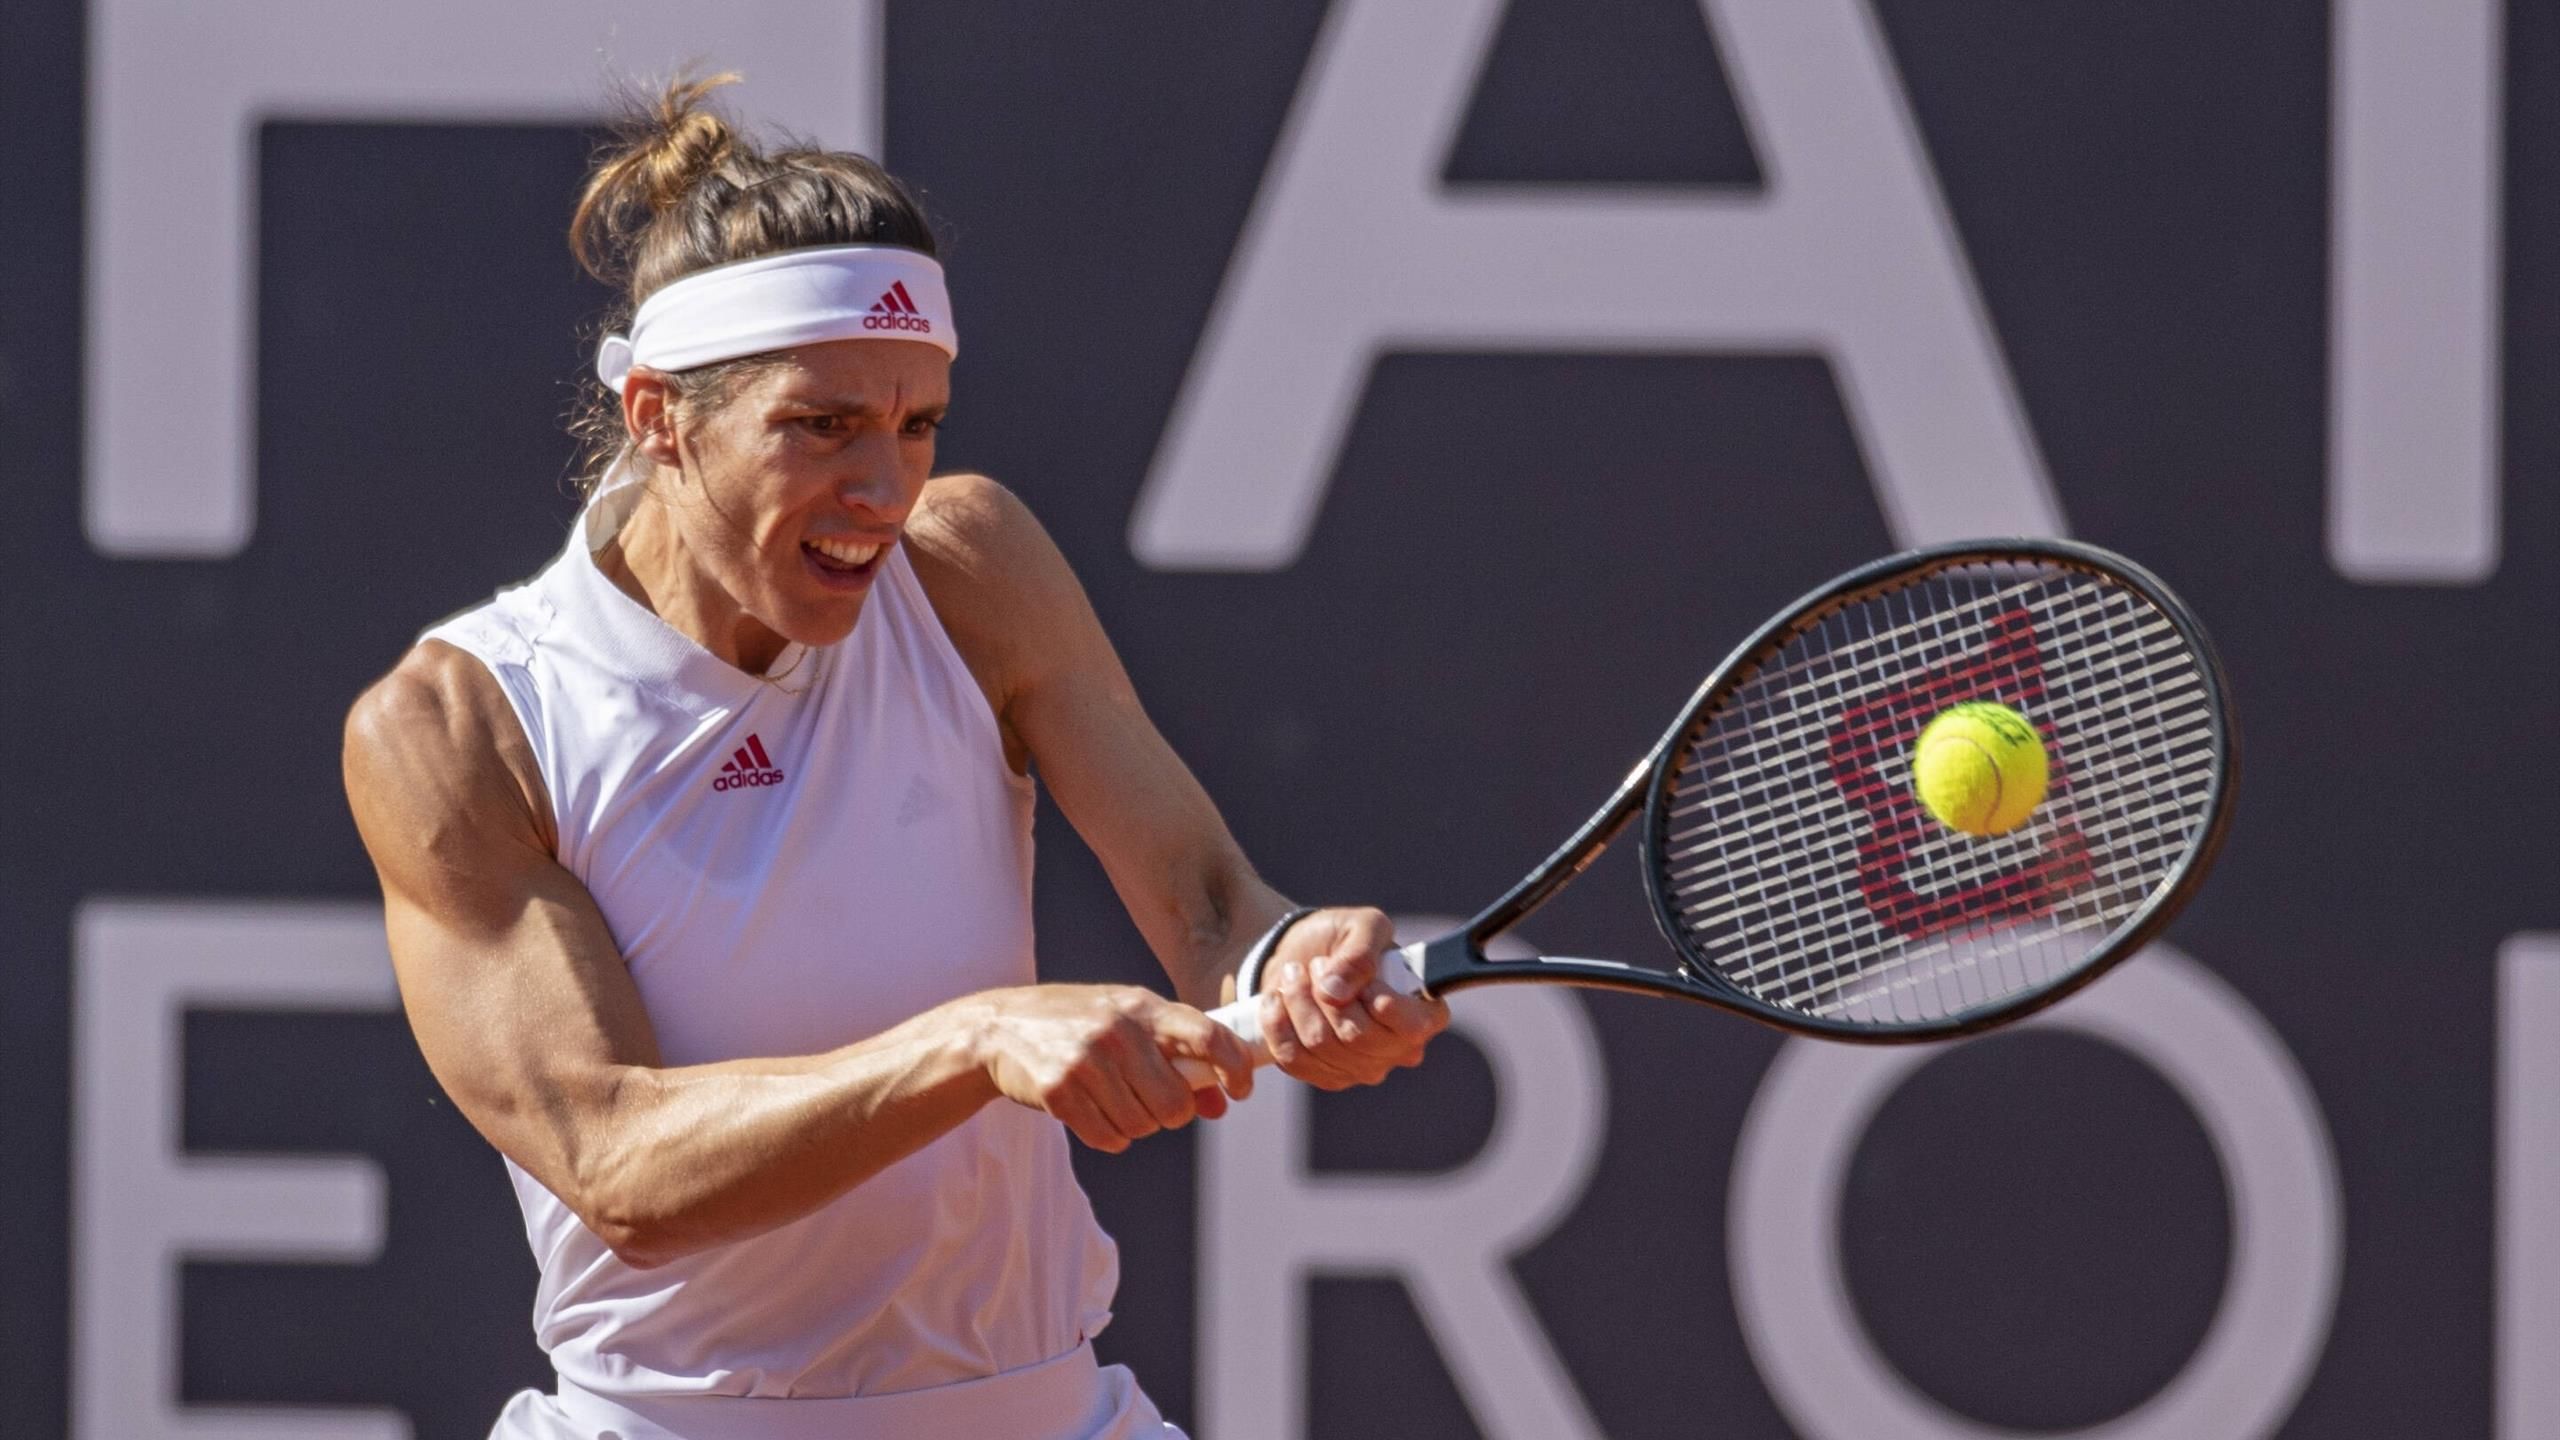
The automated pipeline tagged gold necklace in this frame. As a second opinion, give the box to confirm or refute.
[759,642,821,695]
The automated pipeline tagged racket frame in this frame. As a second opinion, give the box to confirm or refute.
[1409,537,2239,1043]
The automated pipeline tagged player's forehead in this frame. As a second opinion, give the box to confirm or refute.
[758,338,951,412]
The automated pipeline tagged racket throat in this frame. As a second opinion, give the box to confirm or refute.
[1418,935,1692,1001]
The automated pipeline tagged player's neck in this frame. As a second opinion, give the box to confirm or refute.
[597,495,794,676]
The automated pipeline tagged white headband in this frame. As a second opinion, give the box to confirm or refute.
[595,245,957,393]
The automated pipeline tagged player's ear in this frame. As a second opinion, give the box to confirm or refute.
[622,371,682,469]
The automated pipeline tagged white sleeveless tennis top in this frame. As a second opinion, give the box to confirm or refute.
[420,478,1131,1416]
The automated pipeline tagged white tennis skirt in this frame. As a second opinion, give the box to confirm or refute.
[487,1341,1186,1440]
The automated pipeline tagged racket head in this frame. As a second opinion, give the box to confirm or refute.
[1636,538,2236,1041]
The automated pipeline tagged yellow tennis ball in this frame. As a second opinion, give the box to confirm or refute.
[1912,701,2049,837]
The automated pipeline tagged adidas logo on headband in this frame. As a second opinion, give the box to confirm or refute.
[595,246,959,394]
[864,283,934,335]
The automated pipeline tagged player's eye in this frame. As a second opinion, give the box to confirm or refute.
[800,414,842,434]
[903,414,943,438]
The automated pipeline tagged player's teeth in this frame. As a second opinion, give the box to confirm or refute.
[810,538,881,565]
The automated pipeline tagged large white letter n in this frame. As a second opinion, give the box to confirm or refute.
[1131,0,2061,570]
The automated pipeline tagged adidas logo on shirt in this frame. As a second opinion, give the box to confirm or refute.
[712,734,787,792]
[862,282,934,335]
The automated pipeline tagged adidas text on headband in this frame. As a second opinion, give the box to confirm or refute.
[595,245,957,394]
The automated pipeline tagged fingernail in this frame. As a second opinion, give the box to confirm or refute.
[1277,961,1303,989]
[1316,965,1357,1002]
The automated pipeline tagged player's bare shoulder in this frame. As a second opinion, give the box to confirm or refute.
[342,640,557,878]
[905,472,1058,592]
[905,474,1097,705]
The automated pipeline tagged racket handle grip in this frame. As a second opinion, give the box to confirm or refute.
[1175,942,1429,1090]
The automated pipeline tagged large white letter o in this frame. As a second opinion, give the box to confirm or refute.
[1730,946,2340,1440]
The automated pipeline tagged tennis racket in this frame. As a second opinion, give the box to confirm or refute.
[1176,537,2234,1085]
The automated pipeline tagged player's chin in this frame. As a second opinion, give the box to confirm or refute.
[765,580,865,645]
[766,607,859,652]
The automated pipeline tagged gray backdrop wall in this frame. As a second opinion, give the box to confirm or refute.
[4,2,2556,1438]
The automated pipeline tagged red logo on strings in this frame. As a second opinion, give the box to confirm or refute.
[1823,609,2092,941]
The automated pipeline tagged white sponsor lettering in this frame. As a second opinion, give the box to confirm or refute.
[86,0,882,556]
[1199,919,1608,1440]
[2500,934,2560,1438]
[1729,946,2341,1440]
[73,900,408,1439]
[2328,0,2503,583]
[1130,0,2061,570]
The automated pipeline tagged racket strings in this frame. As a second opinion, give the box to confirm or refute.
[1818,611,2212,1017]
[1662,660,2212,910]
[1761,590,2209,1017]
[1667,623,2205,918]
[1666,628,2200,817]
[1654,561,2220,1027]
[1663,585,2183,781]
[1670,784,2204,971]
[1658,646,2206,861]
[1777,814,2193,1016]
[1769,595,2212,1016]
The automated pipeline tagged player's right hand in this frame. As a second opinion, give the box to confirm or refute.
[970,985,1256,1153]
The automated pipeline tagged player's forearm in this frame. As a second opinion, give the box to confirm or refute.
[565,1000,997,1268]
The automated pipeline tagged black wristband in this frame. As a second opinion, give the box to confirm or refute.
[1233,905,1321,1002]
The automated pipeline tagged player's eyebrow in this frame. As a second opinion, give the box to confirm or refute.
[786,390,949,420]
[786,391,885,416]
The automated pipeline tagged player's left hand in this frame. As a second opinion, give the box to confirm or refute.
[1254,907,1449,1090]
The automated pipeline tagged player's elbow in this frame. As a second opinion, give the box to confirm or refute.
[588,1210,684,1270]
[582,1192,783,1271]
[539,1083,704,1270]
[569,1168,699,1270]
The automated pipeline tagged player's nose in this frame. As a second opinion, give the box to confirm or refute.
[830,442,914,518]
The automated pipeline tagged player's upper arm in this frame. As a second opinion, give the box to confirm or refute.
[341,641,663,1238]
[905,474,1126,732]
[907,476,1272,998]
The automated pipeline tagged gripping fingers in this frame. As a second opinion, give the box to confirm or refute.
[1375,991,1443,1066]
[1161,1006,1256,1100]
[1309,955,1377,1045]
[1254,991,1317,1083]
[1077,1068,1161,1150]
[1171,1002,1264,1090]
[1173,937,1437,1091]
[1048,1086,1128,1155]
[1205,1021,1257,1097]
[1268,965,1362,1090]
[1323,988,1373,1045]
[1123,1044,1201,1133]
[1363,983,1449,1043]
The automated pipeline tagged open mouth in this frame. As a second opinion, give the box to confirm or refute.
[802,535,889,589]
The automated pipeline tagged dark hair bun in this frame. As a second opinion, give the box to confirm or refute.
[565,72,940,490]
[569,72,934,295]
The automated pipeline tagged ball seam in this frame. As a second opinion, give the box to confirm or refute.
[1946,734,2001,833]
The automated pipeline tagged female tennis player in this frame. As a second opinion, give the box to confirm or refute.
[341,76,1445,1440]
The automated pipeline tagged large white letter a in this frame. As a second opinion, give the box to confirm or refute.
[1131,0,2062,569]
